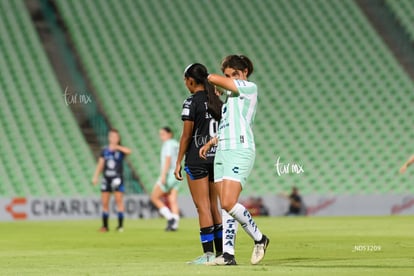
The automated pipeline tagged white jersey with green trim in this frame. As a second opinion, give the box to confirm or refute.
[160,139,179,173]
[217,79,258,150]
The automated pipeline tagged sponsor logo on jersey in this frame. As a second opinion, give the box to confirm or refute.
[232,166,239,174]
[181,108,190,116]
[219,123,229,130]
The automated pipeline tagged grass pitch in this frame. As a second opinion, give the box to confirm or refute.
[0,216,413,275]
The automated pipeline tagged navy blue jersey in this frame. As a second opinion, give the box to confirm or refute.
[100,147,124,178]
[181,90,218,165]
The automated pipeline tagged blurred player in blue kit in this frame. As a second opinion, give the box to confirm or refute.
[92,128,131,232]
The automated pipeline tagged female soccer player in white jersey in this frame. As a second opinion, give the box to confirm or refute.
[200,55,270,265]
[174,63,223,264]
[92,129,131,232]
[151,127,181,231]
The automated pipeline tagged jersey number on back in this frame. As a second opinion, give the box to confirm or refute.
[209,119,218,138]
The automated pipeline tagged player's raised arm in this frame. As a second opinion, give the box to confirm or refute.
[208,54,254,94]
[115,145,132,155]
[208,74,238,93]
[400,155,414,173]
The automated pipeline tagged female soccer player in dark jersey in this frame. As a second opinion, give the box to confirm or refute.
[174,63,223,264]
[200,55,269,265]
[92,128,131,232]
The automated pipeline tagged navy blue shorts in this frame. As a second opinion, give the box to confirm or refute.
[101,177,125,193]
[184,163,214,182]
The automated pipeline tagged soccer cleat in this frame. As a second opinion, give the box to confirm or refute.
[116,227,124,233]
[206,253,237,266]
[99,227,109,233]
[251,235,270,265]
[186,252,215,265]
[165,218,177,232]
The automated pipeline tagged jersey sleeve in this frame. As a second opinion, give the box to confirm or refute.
[234,79,257,96]
[181,96,195,121]
[100,148,106,158]
[163,141,174,157]
[119,151,125,160]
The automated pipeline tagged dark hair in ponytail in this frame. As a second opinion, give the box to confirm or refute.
[184,63,222,121]
[221,55,254,77]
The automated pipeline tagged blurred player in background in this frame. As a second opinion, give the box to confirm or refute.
[200,55,269,265]
[174,63,223,264]
[92,128,131,232]
[283,186,305,216]
[151,126,181,231]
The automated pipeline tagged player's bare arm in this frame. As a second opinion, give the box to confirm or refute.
[174,120,194,180]
[400,155,414,173]
[92,157,105,185]
[160,156,171,184]
[208,74,238,93]
[114,145,132,155]
[199,136,218,160]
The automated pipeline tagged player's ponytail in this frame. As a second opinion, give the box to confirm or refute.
[184,63,222,121]
[204,78,222,121]
[221,54,254,77]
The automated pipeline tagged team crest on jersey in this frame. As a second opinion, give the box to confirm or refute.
[107,159,116,169]
[114,151,120,159]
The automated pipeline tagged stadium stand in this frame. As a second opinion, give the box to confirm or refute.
[51,0,414,195]
[385,0,414,42]
[0,0,96,196]
[0,0,414,196]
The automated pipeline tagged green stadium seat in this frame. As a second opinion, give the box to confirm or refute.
[386,0,414,41]
[53,0,414,195]
[0,0,97,196]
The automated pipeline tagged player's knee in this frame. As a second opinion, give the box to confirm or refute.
[221,200,237,212]
[116,201,124,210]
[169,199,177,207]
[150,193,157,203]
[195,202,211,216]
